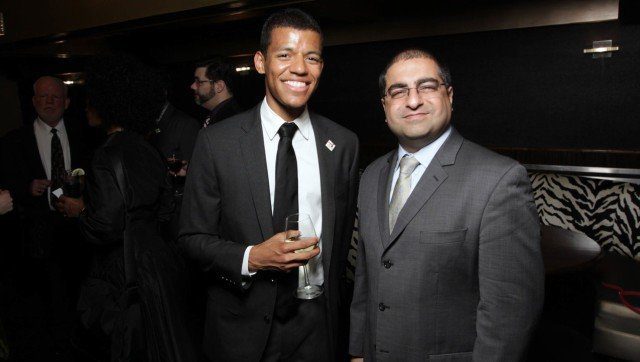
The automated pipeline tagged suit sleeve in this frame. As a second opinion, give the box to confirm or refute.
[178,129,247,288]
[349,182,369,357]
[474,163,544,360]
[180,115,200,162]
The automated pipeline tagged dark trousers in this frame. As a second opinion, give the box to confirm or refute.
[261,295,331,362]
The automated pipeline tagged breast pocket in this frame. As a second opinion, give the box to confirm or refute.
[419,228,468,272]
[420,228,467,244]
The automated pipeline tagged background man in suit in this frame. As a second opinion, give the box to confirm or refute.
[180,8,359,361]
[1,76,89,358]
[191,57,242,128]
[349,49,544,361]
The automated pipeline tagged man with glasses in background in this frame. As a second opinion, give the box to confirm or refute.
[349,49,544,361]
[191,57,242,128]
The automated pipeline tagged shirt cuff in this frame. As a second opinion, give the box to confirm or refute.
[241,245,257,276]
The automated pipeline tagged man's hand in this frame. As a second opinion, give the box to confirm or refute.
[248,231,320,272]
[0,189,13,215]
[29,179,51,197]
[55,195,85,217]
[350,358,364,362]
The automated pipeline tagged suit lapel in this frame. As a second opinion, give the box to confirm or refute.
[239,106,274,241]
[378,151,396,249]
[24,125,47,179]
[66,125,81,169]
[385,129,464,250]
[310,115,336,277]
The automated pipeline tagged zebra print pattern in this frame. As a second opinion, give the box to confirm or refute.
[530,172,639,261]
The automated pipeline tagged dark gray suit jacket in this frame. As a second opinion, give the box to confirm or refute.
[350,128,544,361]
[179,105,359,361]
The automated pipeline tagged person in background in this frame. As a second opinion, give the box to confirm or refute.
[56,54,197,361]
[0,75,89,359]
[350,48,544,361]
[191,57,242,128]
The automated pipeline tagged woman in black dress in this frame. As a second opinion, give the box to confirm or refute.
[57,55,196,361]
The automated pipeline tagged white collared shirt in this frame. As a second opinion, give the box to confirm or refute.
[389,126,452,203]
[33,118,71,210]
[241,99,324,286]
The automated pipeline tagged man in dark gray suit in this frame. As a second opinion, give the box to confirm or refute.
[349,49,544,361]
[180,8,358,362]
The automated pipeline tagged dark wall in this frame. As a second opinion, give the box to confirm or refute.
[306,20,640,166]
[7,20,640,168]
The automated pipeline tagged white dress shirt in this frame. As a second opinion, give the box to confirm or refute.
[33,118,71,210]
[241,99,325,286]
[390,126,452,203]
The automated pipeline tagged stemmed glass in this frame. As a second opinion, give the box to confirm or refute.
[285,213,323,299]
[167,149,185,196]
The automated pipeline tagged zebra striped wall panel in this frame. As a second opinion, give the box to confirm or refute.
[530,172,639,261]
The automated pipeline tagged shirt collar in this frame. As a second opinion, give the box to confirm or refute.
[35,117,66,135]
[260,98,311,141]
[395,126,452,171]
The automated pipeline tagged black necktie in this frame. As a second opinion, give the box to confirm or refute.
[272,122,299,318]
[50,128,65,205]
[272,122,299,233]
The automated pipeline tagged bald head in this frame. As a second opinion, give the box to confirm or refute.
[32,76,69,127]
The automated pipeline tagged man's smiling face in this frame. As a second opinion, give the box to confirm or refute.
[254,26,323,121]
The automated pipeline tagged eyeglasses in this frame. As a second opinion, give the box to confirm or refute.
[193,78,213,86]
[385,82,447,100]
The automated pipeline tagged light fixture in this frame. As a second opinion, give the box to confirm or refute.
[0,12,5,36]
[584,40,619,59]
[235,66,251,72]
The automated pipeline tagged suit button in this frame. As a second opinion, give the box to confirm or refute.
[270,278,276,284]
[378,302,388,311]
[383,260,393,269]
[264,314,271,323]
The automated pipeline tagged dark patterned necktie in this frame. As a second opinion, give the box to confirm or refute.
[50,128,66,205]
[272,122,299,317]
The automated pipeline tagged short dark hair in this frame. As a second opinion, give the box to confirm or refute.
[260,8,323,53]
[378,48,452,97]
[195,57,235,93]
[86,54,165,135]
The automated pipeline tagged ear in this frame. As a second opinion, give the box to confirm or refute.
[447,86,454,107]
[214,80,225,93]
[381,98,390,123]
[64,98,70,110]
[254,51,266,75]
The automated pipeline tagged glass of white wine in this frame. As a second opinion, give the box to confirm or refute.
[285,213,323,299]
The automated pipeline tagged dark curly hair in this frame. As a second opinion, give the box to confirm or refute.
[85,54,165,135]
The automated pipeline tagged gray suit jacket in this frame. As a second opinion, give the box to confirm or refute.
[179,105,359,361]
[349,129,544,361]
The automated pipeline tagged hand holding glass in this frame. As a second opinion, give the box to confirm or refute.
[285,213,323,299]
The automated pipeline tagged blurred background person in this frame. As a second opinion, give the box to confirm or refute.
[56,54,197,361]
[0,75,90,360]
[191,57,242,128]
[149,78,200,241]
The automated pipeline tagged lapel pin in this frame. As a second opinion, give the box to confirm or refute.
[154,128,161,134]
[325,140,335,151]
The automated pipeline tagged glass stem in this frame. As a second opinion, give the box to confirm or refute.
[303,264,311,286]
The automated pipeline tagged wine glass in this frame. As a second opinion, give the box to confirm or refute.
[167,149,185,196]
[63,170,84,198]
[285,213,323,299]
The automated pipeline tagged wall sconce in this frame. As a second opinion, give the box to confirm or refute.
[0,12,5,36]
[584,40,619,59]
[235,66,251,73]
